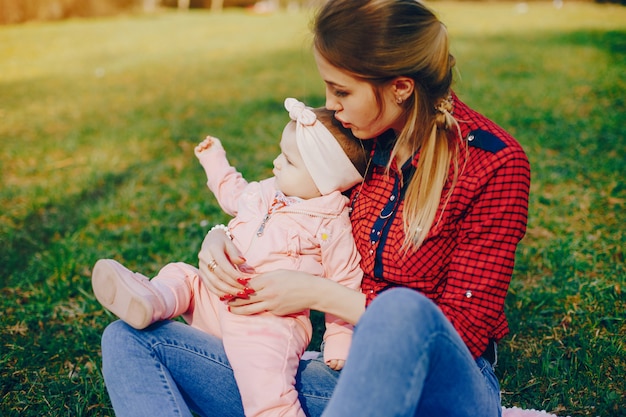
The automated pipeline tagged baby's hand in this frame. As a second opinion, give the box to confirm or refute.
[194,136,219,156]
[325,359,345,371]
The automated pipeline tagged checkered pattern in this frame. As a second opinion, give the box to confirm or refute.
[351,93,531,358]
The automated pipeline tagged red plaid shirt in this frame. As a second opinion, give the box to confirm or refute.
[350,92,530,358]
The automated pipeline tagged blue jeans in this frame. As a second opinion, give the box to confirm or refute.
[320,288,501,417]
[101,288,501,417]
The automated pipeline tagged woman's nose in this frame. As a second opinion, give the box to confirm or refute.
[325,96,340,111]
[325,89,340,111]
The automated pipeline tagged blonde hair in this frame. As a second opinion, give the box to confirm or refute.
[313,0,462,249]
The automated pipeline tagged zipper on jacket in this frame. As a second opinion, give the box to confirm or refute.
[255,209,339,237]
[256,213,271,237]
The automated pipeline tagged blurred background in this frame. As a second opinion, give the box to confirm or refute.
[1,0,624,25]
[0,0,326,24]
[1,0,624,415]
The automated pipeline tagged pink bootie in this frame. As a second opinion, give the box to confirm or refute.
[92,259,169,329]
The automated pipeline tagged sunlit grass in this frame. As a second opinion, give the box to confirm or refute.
[1,2,624,416]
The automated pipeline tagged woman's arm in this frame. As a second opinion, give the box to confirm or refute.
[228,270,367,326]
[438,148,530,357]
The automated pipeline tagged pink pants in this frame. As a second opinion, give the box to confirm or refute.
[154,262,312,417]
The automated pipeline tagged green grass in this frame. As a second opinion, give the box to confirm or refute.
[1,2,624,416]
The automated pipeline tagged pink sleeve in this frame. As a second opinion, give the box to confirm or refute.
[195,139,249,216]
[319,209,363,362]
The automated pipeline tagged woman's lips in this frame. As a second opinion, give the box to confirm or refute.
[338,119,351,129]
[335,114,350,129]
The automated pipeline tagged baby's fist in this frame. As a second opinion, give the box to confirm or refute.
[325,359,345,371]
[195,136,219,156]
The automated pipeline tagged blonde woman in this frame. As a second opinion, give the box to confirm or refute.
[99,1,530,416]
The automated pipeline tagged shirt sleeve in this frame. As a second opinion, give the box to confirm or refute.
[195,138,250,217]
[319,209,364,363]
[438,147,530,358]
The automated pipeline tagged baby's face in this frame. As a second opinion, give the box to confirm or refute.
[272,122,321,199]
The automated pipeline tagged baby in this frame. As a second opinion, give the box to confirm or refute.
[92,98,368,417]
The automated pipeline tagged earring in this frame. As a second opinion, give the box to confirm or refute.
[396,97,403,104]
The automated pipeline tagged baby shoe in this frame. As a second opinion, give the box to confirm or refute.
[92,259,168,329]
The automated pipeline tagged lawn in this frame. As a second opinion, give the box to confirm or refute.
[1,2,624,416]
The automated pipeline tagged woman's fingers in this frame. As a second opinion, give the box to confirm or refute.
[227,296,268,315]
[198,253,243,296]
[226,270,313,316]
[197,228,253,297]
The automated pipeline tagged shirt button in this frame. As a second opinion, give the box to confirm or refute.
[369,249,374,254]
[465,290,472,298]
[467,135,474,142]
[390,195,395,201]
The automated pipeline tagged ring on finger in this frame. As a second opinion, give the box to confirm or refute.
[208,259,218,272]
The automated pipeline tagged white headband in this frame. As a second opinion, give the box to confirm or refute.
[284,98,363,195]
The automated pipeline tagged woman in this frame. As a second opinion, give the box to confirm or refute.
[100,1,530,416]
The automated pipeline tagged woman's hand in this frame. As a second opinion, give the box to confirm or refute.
[229,269,367,326]
[197,227,255,299]
[228,269,318,316]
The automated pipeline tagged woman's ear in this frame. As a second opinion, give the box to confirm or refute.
[392,77,415,103]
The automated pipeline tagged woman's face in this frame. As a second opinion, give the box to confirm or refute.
[314,49,405,140]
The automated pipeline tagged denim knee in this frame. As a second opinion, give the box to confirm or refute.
[102,319,126,343]
[101,319,139,355]
[368,288,441,324]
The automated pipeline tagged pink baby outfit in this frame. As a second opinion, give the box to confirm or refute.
[150,138,363,417]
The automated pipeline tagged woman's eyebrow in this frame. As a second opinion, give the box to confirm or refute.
[325,80,347,89]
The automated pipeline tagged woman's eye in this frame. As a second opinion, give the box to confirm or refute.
[334,90,348,98]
